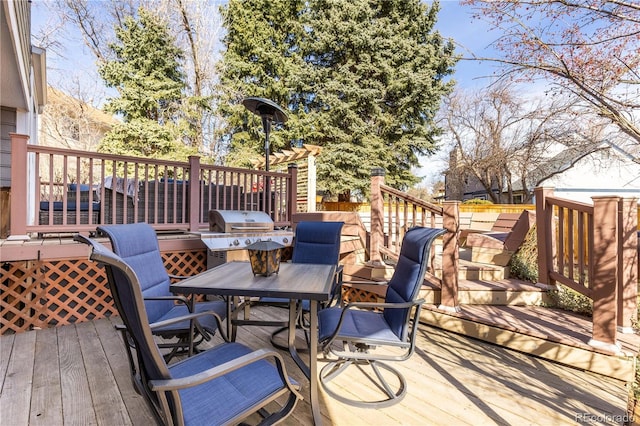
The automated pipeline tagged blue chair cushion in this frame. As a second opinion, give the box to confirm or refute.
[40,201,100,211]
[291,221,343,264]
[383,227,442,337]
[260,221,343,307]
[99,223,227,334]
[318,306,401,345]
[68,183,92,191]
[171,342,295,425]
[153,299,227,335]
[100,224,176,322]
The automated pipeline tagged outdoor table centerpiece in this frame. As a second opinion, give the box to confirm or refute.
[247,240,284,276]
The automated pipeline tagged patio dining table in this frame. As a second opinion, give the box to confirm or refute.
[170,260,336,426]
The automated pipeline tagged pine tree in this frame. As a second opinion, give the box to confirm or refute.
[216,0,307,168]
[98,8,197,159]
[304,0,456,199]
[217,0,457,198]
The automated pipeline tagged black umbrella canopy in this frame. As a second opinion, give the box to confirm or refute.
[242,97,288,124]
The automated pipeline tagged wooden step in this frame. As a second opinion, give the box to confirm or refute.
[419,304,640,382]
[342,262,394,282]
[343,262,548,306]
[433,257,509,281]
[339,235,367,264]
[456,279,550,305]
[420,278,550,306]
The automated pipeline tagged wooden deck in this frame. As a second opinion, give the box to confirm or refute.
[1,307,633,426]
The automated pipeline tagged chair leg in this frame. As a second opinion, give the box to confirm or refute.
[269,303,310,352]
[270,326,310,352]
[319,358,407,408]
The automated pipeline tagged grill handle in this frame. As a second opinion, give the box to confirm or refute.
[230,225,272,231]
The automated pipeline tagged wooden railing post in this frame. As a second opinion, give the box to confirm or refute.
[287,163,298,223]
[617,197,638,333]
[8,133,30,240]
[188,156,201,232]
[589,196,619,351]
[439,200,459,311]
[369,168,385,266]
[534,187,555,287]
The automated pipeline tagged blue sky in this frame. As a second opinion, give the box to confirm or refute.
[434,0,503,89]
[34,1,498,91]
[33,0,503,187]
[417,1,506,185]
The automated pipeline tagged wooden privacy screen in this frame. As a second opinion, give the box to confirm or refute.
[1,249,207,335]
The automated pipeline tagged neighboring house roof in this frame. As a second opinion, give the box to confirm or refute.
[511,142,604,192]
[39,86,119,151]
[445,138,640,203]
[1,1,46,113]
[47,87,119,128]
[513,141,640,192]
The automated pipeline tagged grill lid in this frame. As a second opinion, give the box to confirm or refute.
[209,210,274,233]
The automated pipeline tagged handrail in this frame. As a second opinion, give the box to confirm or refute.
[370,169,460,311]
[379,184,444,216]
[543,195,594,298]
[379,183,444,254]
[535,187,638,350]
[9,133,295,237]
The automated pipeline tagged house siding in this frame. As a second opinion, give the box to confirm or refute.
[0,107,17,188]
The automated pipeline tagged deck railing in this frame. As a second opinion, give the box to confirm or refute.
[6,134,638,352]
[8,133,296,238]
[535,187,638,350]
[368,176,638,350]
[369,168,460,311]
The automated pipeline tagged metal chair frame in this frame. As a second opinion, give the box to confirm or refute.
[318,226,446,408]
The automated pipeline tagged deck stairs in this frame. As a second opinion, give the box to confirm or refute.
[333,218,639,383]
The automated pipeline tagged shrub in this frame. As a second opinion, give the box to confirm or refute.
[508,225,538,283]
[462,198,494,205]
[509,224,593,315]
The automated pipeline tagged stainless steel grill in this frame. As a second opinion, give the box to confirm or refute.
[208,210,274,233]
[195,210,293,268]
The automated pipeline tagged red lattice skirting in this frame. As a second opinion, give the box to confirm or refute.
[1,249,206,335]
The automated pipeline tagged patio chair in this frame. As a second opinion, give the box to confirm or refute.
[318,226,446,408]
[75,233,302,425]
[97,223,228,360]
[260,221,344,349]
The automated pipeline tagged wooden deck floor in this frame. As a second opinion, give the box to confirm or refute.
[2,306,633,426]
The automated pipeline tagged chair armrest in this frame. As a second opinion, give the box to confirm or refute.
[343,298,425,311]
[144,295,190,305]
[321,299,426,349]
[325,264,345,306]
[341,279,388,285]
[149,310,229,342]
[148,347,302,397]
[168,273,189,280]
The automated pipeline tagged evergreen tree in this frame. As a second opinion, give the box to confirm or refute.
[216,0,457,198]
[304,0,456,199]
[217,0,307,168]
[98,8,197,160]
